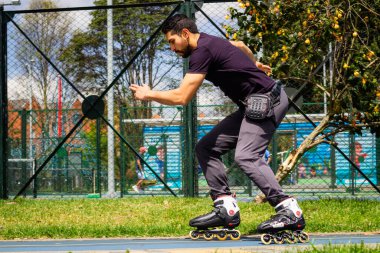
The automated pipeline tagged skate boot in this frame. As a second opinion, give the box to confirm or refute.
[189,196,241,241]
[257,198,309,245]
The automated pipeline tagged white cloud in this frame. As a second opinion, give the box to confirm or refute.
[55,0,94,8]
[8,75,46,102]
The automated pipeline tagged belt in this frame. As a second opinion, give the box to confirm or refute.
[269,80,282,106]
[240,80,282,107]
[269,80,281,99]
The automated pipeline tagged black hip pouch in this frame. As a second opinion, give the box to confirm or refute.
[244,81,281,120]
[245,94,274,120]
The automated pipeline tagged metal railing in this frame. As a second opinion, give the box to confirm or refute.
[1,0,379,200]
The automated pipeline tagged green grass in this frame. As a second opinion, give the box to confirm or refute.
[0,198,379,239]
[286,243,380,253]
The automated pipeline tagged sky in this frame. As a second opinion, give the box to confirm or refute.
[5,0,97,101]
[4,0,95,10]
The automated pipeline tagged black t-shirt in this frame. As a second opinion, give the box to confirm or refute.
[188,33,275,107]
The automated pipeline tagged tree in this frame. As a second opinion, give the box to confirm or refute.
[59,0,179,116]
[18,0,73,110]
[225,0,380,202]
[59,0,180,178]
[15,0,73,157]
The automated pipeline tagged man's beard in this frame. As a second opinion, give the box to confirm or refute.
[181,46,192,58]
[176,39,192,58]
[176,45,191,58]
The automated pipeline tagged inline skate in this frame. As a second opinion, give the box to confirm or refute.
[257,198,309,245]
[189,196,241,240]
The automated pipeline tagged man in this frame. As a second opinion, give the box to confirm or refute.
[130,14,305,234]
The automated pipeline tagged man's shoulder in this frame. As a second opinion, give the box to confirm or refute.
[200,32,222,40]
[192,33,233,58]
[199,32,229,46]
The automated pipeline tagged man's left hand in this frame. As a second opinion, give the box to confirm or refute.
[256,62,272,75]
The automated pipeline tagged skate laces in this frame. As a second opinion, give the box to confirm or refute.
[215,197,239,213]
[212,204,223,213]
[275,198,302,218]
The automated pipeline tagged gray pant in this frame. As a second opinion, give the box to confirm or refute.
[195,88,289,207]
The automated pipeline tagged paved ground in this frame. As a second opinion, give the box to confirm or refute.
[0,233,379,253]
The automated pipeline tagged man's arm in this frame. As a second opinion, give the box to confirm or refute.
[230,40,256,63]
[130,73,205,105]
[230,40,272,74]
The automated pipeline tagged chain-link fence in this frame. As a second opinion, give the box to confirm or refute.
[1,0,379,199]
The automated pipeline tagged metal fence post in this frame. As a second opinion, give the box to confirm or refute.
[182,0,198,197]
[120,108,126,197]
[377,134,380,186]
[162,134,168,183]
[96,118,102,196]
[65,151,69,192]
[106,0,116,198]
[33,158,37,198]
[21,109,27,196]
[349,133,355,195]
[0,6,8,199]
[330,136,336,188]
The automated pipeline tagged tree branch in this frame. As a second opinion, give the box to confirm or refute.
[282,77,331,97]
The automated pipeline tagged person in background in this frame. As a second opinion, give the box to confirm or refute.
[264,149,272,164]
[354,141,368,168]
[310,166,317,178]
[156,145,165,180]
[298,163,307,179]
[132,146,147,193]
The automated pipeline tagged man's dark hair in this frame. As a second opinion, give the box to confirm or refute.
[161,14,199,34]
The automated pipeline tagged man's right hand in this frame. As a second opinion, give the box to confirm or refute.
[130,84,151,101]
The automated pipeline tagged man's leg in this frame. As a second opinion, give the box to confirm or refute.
[195,110,244,198]
[190,111,243,232]
[234,89,306,240]
[234,88,289,207]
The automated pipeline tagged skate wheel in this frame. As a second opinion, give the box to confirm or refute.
[260,234,272,245]
[229,230,241,240]
[273,232,284,244]
[298,231,309,243]
[203,231,214,240]
[216,231,228,241]
[291,231,299,243]
[189,230,200,240]
[284,232,297,244]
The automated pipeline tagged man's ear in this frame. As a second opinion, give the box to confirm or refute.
[181,28,190,39]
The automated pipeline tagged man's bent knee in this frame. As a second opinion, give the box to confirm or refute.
[234,153,261,167]
[196,139,215,160]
